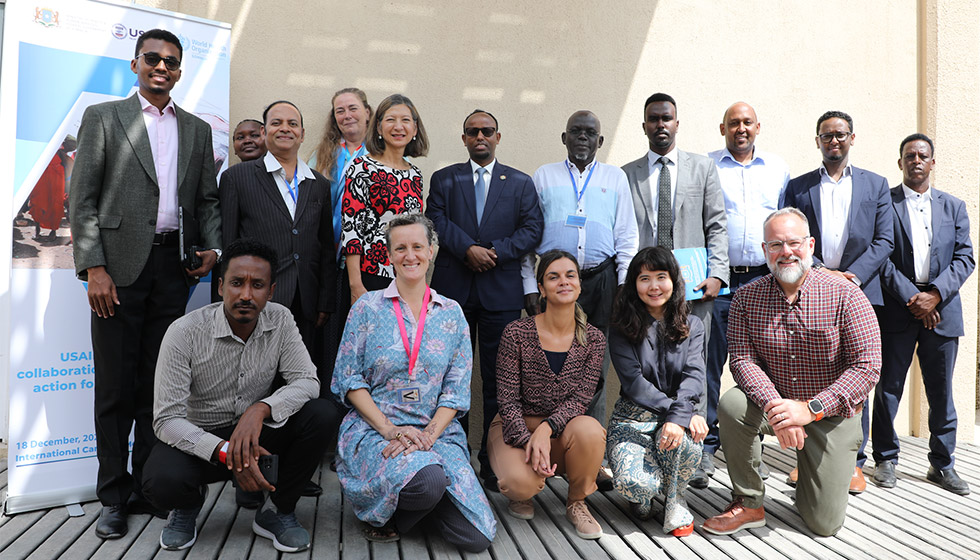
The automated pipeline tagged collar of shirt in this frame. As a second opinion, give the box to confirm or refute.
[210,303,275,342]
[767,266,818,305]
[717,146,767,167]
[263,150,316,181]
[470,158,497,179]
[818,163,853,182]
[647,147,678,171]
[565,157,597,177]
[382,282,448,308]
[901,183,932,202]
[137,90,176,117]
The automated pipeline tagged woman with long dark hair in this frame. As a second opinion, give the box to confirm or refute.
[607,246,707,536]
[488,250,607,540]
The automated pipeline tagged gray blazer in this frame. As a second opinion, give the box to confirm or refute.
[70,94,221,286]
[622,151,729,286]
[608,316,706,427]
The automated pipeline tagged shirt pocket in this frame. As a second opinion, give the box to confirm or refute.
[802,326,840,362]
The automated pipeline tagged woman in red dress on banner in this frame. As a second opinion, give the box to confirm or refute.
[340,94,430,303]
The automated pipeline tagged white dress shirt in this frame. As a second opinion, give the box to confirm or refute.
[264,151,316,219]
[138,91,179,233]
[902,184,933,284]
[646,148,679,243]
[818,164,853,270]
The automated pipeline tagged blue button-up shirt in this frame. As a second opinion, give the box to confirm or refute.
[708,148,789,267]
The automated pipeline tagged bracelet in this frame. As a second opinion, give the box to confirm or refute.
[218,441,229,464]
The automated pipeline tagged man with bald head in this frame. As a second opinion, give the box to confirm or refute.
[701,102,790,483]
[522,110,639,425]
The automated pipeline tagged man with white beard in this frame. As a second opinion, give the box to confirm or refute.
[701,208,881,537]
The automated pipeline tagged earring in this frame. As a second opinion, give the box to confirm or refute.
[412,136,417,141]
[378,134,382,140]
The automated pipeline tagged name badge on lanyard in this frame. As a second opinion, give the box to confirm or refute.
[392,288,430,404]
[565,162,595,228]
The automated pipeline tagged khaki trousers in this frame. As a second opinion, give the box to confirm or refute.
[719,387,862,536]
[487,414,606,503]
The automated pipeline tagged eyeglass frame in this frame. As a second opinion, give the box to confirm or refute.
[817,131,851,143]
[137,52,181,71]
[762,236,811,253]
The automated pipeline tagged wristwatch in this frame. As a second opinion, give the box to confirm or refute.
[807,399,825,422]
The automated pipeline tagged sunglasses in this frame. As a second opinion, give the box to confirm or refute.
[137,52,181,71]
[464,127,496,138]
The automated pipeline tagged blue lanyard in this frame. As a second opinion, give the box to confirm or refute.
[335,143,365,185]
[566,161,596,204]
[286,167,299,203]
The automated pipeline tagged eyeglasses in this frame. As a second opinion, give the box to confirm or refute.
[464,127,496,138]
[764,236,810,253]
[818,131,851,143]
[137,52,181,71]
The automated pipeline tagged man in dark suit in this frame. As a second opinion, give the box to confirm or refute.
[871,134,974,495]
[70,29,221,539]
[425,109,543,490]
[219,100,342,505]
[781,110,894,493]
[621,92,729,488]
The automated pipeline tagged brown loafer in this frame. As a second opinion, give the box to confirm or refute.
[702,497,766,535]
[849,466,866,494]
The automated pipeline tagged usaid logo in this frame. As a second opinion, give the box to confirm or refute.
[111,24,146,40]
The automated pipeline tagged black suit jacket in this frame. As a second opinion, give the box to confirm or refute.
[219,158,336,319]
[782,166,894,306]
[426,161,543,311]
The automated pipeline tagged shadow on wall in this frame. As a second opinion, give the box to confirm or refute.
[205,0,661,180]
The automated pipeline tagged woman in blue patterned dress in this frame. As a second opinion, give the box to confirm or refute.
[607,247,708,537]
[331,213,495,551]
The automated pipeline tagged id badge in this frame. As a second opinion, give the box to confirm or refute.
[398,386,421,404]
[565,214,587,228]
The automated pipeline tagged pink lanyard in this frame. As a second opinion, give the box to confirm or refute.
[392,288,430,381]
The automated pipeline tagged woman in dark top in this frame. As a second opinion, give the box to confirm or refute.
[487,250,607,540]
[607,247,707,537]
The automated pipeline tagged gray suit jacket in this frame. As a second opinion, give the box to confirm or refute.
[70,94,221,286]
[622,151,729,285]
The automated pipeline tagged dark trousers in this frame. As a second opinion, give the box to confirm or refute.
[395,465,491,553]
[322,266,352,400]
[459,283,521,477]
[872,323,959,469]
[92,244,187,505]
[143,399,340,514]
[704,266,767,454]
[577,258,616,423]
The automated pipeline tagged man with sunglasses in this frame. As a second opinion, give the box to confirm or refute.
[702,208,880,537]
[70,28,221,539]
[425,109,543,491]
[781,110,894,494]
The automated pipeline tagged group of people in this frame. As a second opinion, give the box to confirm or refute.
[68,27,974,554]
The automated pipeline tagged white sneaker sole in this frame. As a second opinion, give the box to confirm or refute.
[701,518,766,536]
[159,528,196,551]
[252,520,309,553]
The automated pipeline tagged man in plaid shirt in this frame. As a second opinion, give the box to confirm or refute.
[702,208,881,537]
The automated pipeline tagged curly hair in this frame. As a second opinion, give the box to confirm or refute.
[611,247,689,345]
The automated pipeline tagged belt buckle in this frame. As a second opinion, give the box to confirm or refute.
[732,266,750,274]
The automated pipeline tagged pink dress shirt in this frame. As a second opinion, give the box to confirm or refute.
[138,91,180,233]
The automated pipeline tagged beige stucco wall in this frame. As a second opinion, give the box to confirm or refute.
[139,0,977,445]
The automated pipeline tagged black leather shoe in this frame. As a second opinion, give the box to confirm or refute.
[96,504,128,539]
[236,487,265,509]
[701,451,716,477]
[926,466,970,495]
[689,467,709,489]
[301,480,323,497]
[873,461,897,488]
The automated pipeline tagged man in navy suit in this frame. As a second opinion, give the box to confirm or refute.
[426,109,543,490]
[781,110,894,493]
[871,134,974,495]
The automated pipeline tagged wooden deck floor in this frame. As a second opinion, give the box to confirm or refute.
[2,435,979,559]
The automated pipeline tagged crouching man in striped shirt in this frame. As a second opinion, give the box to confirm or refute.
[143,238,339,552]
[702,208,881,537]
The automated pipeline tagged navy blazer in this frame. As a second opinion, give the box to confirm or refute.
[783,166,894,306]
[878,186,974,337]
[608,316,706,427]
[220,158,336,319]
[426,161,543,311]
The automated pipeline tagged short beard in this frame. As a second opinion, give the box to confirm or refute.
[768,253,813,284]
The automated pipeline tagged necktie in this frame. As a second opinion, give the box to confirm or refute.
[475,168,486,226]
[657,157,673,249]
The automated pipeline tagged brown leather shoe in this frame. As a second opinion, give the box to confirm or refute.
[849,466,866,494]
[507,499,534,520]
[701,497,766,535]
